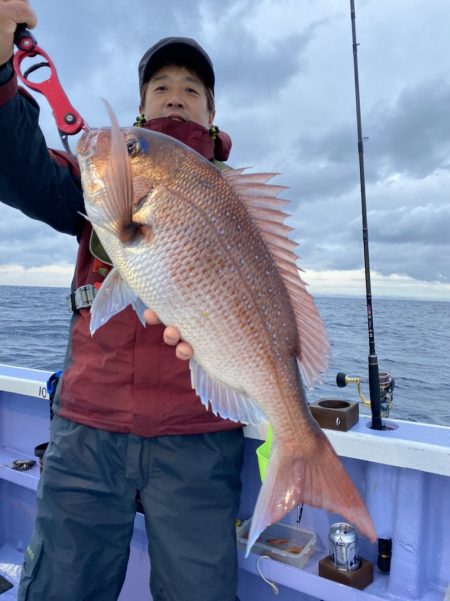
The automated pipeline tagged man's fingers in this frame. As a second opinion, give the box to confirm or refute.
[143,309,161,325]
[2,1,37,29]
[0,0,37,63]
[163,325,180,346]
[176,341,193,361]
[17,2,37,29]
[143,312,192,360]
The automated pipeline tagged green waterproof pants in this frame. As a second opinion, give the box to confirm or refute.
[18,415,244,601]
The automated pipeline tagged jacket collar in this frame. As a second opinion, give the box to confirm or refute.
[142,117,231,161]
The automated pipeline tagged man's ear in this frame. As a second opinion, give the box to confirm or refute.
[208,110,216,127]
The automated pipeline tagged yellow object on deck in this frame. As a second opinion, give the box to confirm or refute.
[256,425,273,481]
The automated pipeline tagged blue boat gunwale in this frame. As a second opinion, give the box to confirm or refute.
[1,362,449,477]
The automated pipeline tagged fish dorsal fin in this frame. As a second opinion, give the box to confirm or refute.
[190,358,268,425]
[222,168,330,387]
[90,268,146,335]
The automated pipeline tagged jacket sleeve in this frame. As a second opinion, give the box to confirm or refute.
[0,63,85,236]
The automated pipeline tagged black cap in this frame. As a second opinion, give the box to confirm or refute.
[138,37,215,93]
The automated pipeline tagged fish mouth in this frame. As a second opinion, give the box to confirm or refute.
[77,128,100,158]
[76,130,105,204]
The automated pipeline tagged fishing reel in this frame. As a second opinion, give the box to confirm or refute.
[336,371,395,417]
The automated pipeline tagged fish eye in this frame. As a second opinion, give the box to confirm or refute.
[126,138,140,157]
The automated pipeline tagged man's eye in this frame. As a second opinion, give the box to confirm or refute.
[186,87,199,94]
[127,139,139,157]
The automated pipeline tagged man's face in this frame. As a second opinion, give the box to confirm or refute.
[141,64,215,129]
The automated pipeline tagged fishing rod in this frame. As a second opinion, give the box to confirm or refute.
[349,0,383,430]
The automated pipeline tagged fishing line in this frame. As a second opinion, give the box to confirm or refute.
[256,556,279,595]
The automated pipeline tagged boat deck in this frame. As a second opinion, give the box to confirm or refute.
[1,364,449,600]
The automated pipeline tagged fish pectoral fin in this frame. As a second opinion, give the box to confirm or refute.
[131,297,149,327]
[90,268,145,335]
[189,358,267,426]
[102,101,134,230]
[245,430,377,557]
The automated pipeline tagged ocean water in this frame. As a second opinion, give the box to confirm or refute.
[0,285,448,426]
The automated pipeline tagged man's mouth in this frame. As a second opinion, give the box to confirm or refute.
[166,113,186,122]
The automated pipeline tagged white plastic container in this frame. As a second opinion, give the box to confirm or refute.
[236,519,317,569]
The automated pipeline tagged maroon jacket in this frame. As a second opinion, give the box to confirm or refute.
[0,67,240,437]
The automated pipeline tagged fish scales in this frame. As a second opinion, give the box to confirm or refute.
[77,107,377,556]
[121,150,300,407]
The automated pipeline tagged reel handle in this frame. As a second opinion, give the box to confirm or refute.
[336,372,360,388]
[336,372,348,388]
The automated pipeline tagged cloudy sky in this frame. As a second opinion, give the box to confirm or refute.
[1,0,449,300]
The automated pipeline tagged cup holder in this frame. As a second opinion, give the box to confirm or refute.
[318,400,351,410]
[310,398,359,431]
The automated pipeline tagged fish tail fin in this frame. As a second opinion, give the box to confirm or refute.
[245,430,376,557]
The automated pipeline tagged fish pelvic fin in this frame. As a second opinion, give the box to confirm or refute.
[221,168,330,388]
[245,429,377,557]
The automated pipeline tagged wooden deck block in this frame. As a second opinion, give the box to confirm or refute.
[310,399,359,431]
[318,556,373,590]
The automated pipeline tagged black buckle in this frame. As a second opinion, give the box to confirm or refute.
[11,459,36,471]
[67,291,77,312]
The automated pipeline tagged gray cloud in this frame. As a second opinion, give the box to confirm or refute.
[0,205,77,267]
[3,0,450,296]
[290,199,450,283]
[292,78,450,203]
[367,81,450,179]
[367,204,450,247]
[216,23,327,102]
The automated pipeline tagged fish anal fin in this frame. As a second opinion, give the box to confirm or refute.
[246,428,377,557]
[190,358,267,425]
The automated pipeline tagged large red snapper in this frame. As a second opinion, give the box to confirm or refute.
[77,105,377,555]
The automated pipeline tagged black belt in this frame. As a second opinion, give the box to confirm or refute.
[66,284,97,312]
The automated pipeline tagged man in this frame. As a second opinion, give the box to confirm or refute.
[0,2,243,600]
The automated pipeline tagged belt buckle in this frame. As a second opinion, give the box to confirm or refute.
[66,284,97,312]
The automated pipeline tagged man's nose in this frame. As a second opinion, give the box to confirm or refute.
[166,95,185,108]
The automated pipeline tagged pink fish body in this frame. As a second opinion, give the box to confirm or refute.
[77,105,377,555]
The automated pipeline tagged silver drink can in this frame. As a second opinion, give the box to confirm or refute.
[329,522,360,571]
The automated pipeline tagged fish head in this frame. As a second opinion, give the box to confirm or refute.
[77,125,169,210]
[76,105,183,244]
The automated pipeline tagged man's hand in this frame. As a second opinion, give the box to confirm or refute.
[0,0,37,65]
[144,309,193,361]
